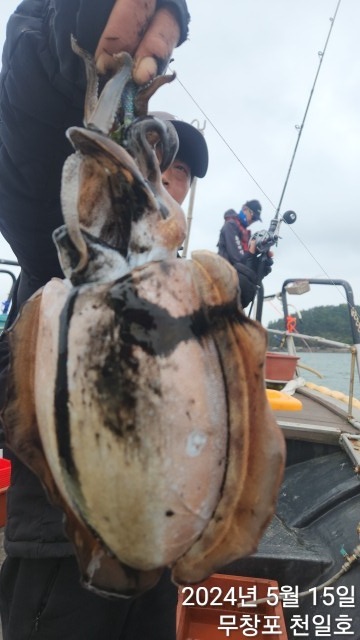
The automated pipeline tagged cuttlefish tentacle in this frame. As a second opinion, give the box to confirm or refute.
[53,226,129,286]
[125,116,179,179]
[89,53,133,133]
[71,36,99,125]
[120,117,186,263]
[71,36,133,134]
[63,121,185,268]
[60,153,89,274]
[134,73,176,118]
[66,127,159,211]
[72,37,177,136]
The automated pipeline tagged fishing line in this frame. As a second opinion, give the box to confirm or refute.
[268,213,360,321]
[171,1,353,310]
[275,0,343,215]
[170,70,277,209]
[171,0,342,214]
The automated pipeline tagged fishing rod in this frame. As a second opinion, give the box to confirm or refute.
[259,0,342,237]
[249,0,343,316]
[249,209,297,319]
[275,0,342,217]
[172,2,343,310]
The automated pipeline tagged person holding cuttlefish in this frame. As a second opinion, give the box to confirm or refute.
[0,1,285,639]
[0,2,206,638]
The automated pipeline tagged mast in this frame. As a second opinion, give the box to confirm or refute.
[181,119,206,259]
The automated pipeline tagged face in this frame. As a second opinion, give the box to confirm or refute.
[162,159,192,205]
[242,205,255,225]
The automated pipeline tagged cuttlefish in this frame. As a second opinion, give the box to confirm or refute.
[1,43,285,597]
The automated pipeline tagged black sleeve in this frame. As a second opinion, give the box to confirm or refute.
[240,253,273,282]
[219,222,246,265]
[0,0,190,298]
[49,0,189,95]
[0,1,78,288]
[160,1,190,44]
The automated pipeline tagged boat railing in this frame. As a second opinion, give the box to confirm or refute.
[267,328,354,353]
[0,260,19,333]
[267,327,359,419]
[256,277,360,419]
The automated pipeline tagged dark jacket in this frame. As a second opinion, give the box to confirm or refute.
[0,0,189,558]
[218,216,261,309]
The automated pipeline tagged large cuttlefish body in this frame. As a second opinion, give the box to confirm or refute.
[2,43,285,597]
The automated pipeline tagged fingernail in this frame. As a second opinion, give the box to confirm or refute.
[133,56,158,84]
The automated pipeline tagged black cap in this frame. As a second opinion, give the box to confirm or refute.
[224,209,237,220]
[244,199,262,221]
[150,111,209,178]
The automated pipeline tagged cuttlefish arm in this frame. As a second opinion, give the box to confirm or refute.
[53,226,129,286]
[71,36,176,135]
[71,36,99,124]
[134,73,176,117]
[60,126,159,277]
[124,117,186,264]
[125,116,179,178]
[71,36,133,134]
[60,152,89,274]
[61,121,184,277]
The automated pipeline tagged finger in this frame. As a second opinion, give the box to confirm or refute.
[249,240,257,254]
[132,7,181,84]
[95,0,156,75]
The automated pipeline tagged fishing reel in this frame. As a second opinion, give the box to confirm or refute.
[252,210,297,254]
[252,229,277,254]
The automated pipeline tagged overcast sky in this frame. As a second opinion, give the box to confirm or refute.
[1,0,359,327]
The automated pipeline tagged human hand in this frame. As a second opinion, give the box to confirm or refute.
[95,0,182,83]
[262,255,274,277]
[248,238,257,254]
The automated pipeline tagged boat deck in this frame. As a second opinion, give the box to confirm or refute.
[274,386,360,445]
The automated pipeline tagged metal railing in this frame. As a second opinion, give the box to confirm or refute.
[267,327,359,421]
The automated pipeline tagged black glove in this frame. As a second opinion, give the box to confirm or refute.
[261,255,273,277]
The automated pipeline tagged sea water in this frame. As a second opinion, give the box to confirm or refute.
[295,351,360,400]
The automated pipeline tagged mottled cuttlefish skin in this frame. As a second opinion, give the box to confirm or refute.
[59,38,182,281]
[3,250,285,595]
[1,44,285,598]
[60,117,185,283]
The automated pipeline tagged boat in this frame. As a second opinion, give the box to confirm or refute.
[2,257,360,635]
[2,258,360,638]
[204,277,360,639]
[0,259,17,332]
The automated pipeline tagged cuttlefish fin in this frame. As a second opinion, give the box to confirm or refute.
[1,290,63,500]
[171,252,285,584]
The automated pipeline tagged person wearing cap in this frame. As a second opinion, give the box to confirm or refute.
[0,2,194,639]
[151,111,208,204]
[217,200,273,308]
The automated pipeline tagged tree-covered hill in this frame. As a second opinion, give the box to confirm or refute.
[267,304,360,349]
